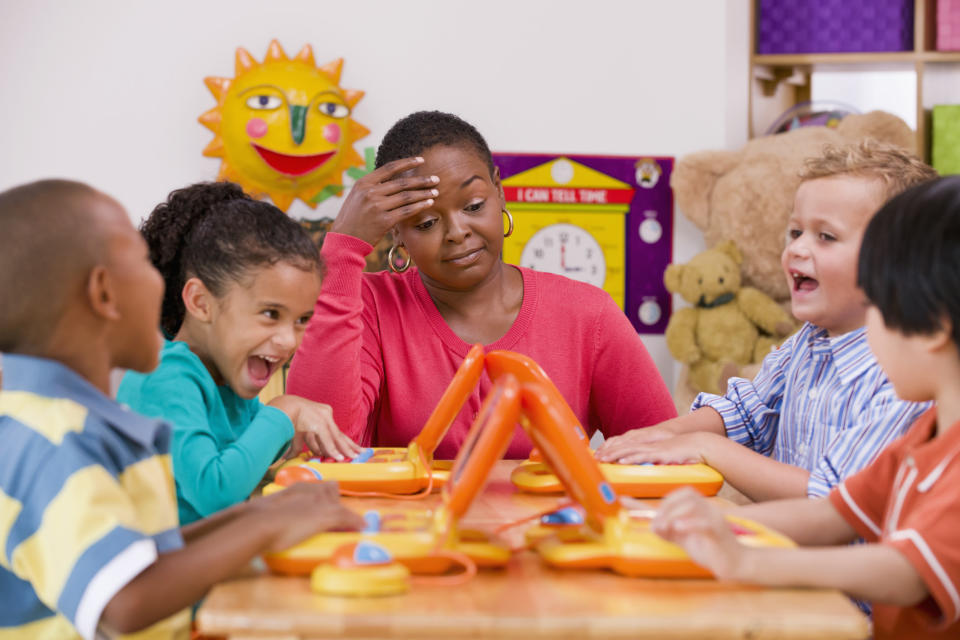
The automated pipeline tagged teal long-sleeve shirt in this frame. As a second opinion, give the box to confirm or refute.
[117,340,294,524]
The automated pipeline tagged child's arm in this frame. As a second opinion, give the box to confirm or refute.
[179,499,247,543]
[598,329,801,464]
[653,488,928,606]
[603,431,810,501]
[735,496,859,546]
[269,394,363,461]
[100,482,364,635]
[164,382,296,518]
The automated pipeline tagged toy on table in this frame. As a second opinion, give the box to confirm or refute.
[483,350,724,498]
[310,541,411,597]
[516,381,795,578]
[264,343,485,496]
[262,373,521,577]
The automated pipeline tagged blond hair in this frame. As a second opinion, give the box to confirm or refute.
[800,139,938,202]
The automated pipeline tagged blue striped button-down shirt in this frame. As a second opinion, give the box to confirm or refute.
[692,322,931,497]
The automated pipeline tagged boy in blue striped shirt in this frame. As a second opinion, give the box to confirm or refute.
[0,180,363,640]
[598,141,938,502]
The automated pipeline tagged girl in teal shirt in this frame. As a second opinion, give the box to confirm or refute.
[119,182,361,524]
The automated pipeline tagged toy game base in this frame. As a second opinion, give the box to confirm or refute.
[265,449,454,495]
[511,460,723,497]
[527,513,794,578]
[263,507,509,576]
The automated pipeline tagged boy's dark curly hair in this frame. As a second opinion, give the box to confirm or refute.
[141,181,320,337]
[375,111,495,178]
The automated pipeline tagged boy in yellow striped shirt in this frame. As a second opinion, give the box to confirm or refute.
[0,180,362,640]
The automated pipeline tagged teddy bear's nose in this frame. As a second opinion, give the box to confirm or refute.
[718,277,725,284]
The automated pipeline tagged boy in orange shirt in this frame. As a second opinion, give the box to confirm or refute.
[0,180,362,639]
[652,176,960,639]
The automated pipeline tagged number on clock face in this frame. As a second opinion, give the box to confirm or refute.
[520,223,606,287]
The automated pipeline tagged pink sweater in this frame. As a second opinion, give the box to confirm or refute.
[287,232,676,459]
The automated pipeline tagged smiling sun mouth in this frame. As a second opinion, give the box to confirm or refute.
[251,144,335,176]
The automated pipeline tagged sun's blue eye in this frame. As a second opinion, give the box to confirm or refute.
[318,102,349,118]
[246,95,282,110]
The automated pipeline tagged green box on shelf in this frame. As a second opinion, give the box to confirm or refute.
[932,105,960,176]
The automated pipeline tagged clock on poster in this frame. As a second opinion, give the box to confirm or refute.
[520,223,606,288]
[496,154,674,335]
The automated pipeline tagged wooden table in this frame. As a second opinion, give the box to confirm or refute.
[196,462,870,639]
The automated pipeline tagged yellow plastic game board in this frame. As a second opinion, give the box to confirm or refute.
[262,374,522,576]
[263,344,485,496]
[510,459,723,498]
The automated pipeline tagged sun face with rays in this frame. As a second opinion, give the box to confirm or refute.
[199,40,369,211]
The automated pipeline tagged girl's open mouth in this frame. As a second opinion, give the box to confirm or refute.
[247,354,282,386]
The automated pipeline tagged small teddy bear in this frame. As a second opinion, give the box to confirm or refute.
[664,240,795,395]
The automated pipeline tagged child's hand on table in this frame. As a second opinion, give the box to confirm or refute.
[595,423,677,462]
[253,481,365,552]
[652,487,743,580]
[269,395,364,461]
[598,429,716,464]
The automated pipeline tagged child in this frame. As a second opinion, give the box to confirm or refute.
[652,175,960,639]
[0,179,362,639]
[117,182,362,525]
[597,141,938,501]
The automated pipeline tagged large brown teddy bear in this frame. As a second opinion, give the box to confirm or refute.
[664,240,795,396]
[670,111,915,302]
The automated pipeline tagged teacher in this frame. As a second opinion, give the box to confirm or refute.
[287,111,676,458]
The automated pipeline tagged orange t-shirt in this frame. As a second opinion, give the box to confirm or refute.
[829,408,960,639]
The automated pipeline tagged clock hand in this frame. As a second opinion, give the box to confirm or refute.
[560,244,566,269]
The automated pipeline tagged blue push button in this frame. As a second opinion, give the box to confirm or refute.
[599,482,616,504]
[362,510,381,533]
[351,448,375,464]
[353,540,392,565]
[541,506,584,525]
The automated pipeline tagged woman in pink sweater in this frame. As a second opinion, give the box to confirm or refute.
[287,111,676,459]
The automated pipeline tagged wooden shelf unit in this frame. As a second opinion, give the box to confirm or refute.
[749,0,960,159]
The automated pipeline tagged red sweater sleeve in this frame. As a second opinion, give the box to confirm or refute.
[287,233,383,445]
[587,294,677,437]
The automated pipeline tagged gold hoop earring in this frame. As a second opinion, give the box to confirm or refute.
[502,208,514,238]
[388,244,411,273]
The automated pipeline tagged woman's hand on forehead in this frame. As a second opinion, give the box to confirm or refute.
[331,157,440,247]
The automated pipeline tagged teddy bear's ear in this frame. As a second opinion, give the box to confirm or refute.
[670,150,743,231]
[836,111,916,155]
[663,263,684,293]
[715,239,743,265]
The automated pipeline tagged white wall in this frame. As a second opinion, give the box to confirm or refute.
[0,0,750,390]
[812,64,917,129]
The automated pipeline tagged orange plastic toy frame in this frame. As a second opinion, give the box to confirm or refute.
[262,374,521,576]
[483,350,724,498]
[516,381,794,578]
[266,343,485,495]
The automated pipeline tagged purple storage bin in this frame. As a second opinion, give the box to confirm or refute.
[758,0,914,54]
